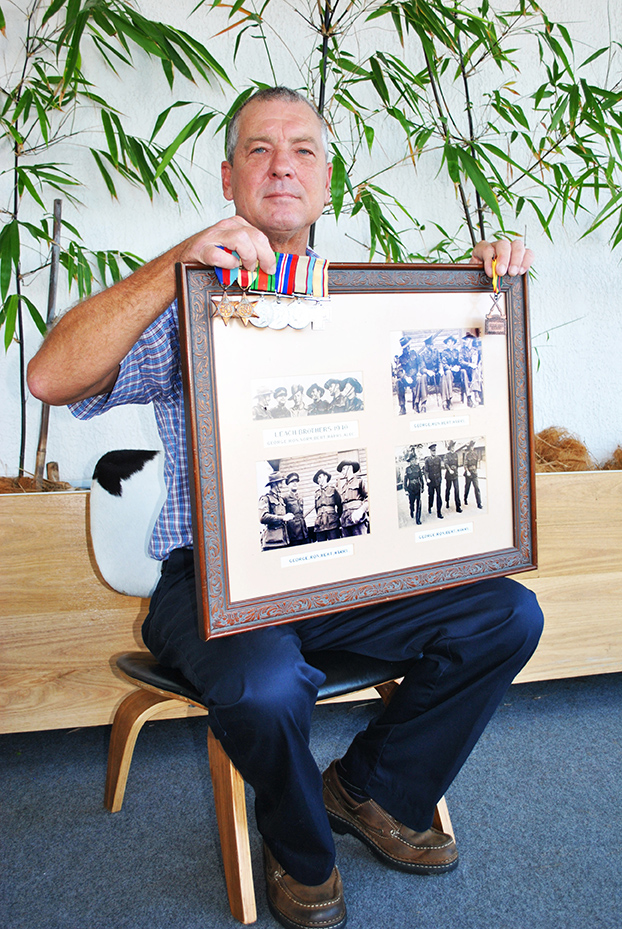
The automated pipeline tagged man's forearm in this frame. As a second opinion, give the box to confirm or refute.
[27,215,279,407]
[27,239,188,406]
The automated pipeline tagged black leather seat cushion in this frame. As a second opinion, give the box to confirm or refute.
[117,650,417,707]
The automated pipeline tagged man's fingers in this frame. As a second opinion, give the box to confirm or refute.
[471,238,532,278]
[185,217,277,275]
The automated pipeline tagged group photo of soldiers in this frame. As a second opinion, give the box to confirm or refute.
[251,373,364,420]
[392,328,484,416]
[395,438,486,530]
[256,449,370,551]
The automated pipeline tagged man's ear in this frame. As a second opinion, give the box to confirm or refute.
[324,161,333,205]
[221,160,234,201]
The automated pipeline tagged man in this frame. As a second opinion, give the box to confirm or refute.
[252,386,273,420]
[403,450,424,524]
[306,382,329,416]
[424,443,444,519]
[396,336,419,413]
[313,468,343,541]
[259,470,293,549]
[336,458,368,536]
[28,86,541,929]
[340,377,364,412]
[324,377,345,413]
[464,439,483,509]
[439,335,462,411]
[283,472,309,545]
[460,333,481,408]
[271,386,291,417]
[444,440,462,513]
[289,384,307,416]
[417,334,442,413]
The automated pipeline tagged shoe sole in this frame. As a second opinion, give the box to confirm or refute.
[267,896,347,929]
[326,808,459,876]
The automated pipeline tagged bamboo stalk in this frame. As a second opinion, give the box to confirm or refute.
[34,199,62,489]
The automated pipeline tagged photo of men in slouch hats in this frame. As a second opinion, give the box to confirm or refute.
[256,449,370,550]
[251,372,364,420]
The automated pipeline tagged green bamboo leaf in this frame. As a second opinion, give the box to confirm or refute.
[330,152,346,221]
[3,295,19,350]
[150,101,193,141]
[154,112,215,180]
[456,149,502,221]
[42,0,67,27]
[16,169,46,210]
[580,47,608,68]
[90,149,118,198]
[443,143,460,184]
[369,57,390,104]
[0,8,5,35]
[96,250,108,285]
[0,220,19,302]
[108,253,121,282]
[101,110,118,164]
[19,294,46,336]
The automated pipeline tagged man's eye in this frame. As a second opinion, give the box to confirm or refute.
[250,146,267,154]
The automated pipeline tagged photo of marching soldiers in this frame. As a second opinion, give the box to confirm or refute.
[392,328,483,416]
[256,450,370,551]
[251,373,364,420]
[395,438,486,529]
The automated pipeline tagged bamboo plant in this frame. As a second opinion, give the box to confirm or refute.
[203,0,622,260]
[0,0,229,475]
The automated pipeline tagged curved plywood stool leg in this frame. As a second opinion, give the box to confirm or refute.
[105,689,182,813]
[208,728,257,925]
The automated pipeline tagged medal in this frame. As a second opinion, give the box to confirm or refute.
[210,289,236,326]
[234,289,259,326]
[212,249,330,328]
[485,257,507,335]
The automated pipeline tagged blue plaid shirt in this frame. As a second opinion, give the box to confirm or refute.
[70,300,191,560]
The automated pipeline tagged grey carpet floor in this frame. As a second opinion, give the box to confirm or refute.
[2,672,621,929]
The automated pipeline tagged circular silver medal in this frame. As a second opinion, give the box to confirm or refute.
[250,296,273,328]
[269,300,290,330]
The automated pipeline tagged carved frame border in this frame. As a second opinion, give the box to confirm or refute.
[176,262,536,639]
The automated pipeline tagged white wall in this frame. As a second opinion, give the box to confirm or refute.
[1,0,621,482]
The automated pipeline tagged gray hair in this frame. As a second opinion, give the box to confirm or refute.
[225,87,329,164]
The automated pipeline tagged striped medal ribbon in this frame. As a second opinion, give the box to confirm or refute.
[214,249,329,298]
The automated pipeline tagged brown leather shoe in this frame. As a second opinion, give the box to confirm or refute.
[322,760,458,875]
[264,844,347,929]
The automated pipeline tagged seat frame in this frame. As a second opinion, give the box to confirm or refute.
[105,656,453,925]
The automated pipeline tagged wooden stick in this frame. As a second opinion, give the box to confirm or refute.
[35,199,62,488]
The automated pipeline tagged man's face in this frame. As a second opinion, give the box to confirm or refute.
[318,473,328,488]
[221,98,332,252]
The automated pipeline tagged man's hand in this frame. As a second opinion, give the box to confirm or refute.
[180,215,277,275]
[470,238,533,278]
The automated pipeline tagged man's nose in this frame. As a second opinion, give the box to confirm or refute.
[270,148,294,176]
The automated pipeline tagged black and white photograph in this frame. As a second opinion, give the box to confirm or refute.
[395,437,487,530]
[392,328,483,416]
[256,449,370,551]
[251,373,364,420]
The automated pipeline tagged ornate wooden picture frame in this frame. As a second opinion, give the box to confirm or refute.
[176,262,536,640]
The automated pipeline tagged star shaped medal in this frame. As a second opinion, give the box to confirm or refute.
[234,289,259,326]
[211,290,236,326]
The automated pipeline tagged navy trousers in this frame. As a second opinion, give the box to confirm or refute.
[142,547,543,885]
